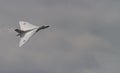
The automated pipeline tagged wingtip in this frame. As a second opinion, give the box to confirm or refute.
[19,43,23,47]
[19,45,22,47]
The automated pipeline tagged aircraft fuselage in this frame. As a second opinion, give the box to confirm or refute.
[15,25,49,37]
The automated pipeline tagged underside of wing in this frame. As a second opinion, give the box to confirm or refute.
[19,29,37,47]
[19,21,38,31]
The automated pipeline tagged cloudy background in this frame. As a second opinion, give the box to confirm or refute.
[0,0,120,73]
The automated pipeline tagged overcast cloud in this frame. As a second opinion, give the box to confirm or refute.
[0,0,120,73]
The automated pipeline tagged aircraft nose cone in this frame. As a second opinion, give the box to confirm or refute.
[46,25,49,28]
[42,25,50,29]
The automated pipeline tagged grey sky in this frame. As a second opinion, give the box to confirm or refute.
[0,0,120,73]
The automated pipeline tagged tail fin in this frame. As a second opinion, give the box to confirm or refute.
[15,29,23,33]
[15,29,24,37]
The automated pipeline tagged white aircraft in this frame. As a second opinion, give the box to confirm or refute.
[15,21,49,47]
